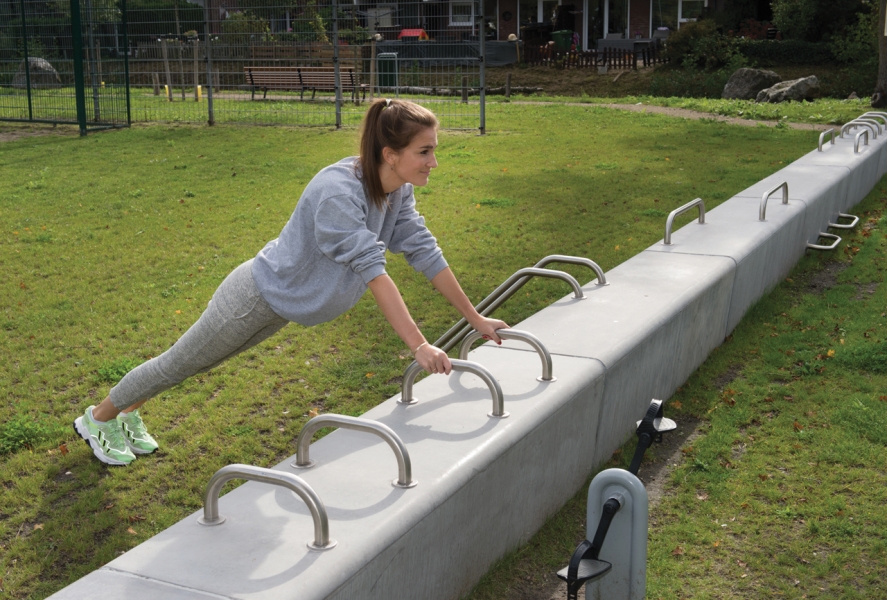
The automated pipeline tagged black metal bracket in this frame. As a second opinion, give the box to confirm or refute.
[628,398,676,476]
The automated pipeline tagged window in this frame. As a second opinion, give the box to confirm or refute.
[678,0,706,24]
[451,1,474,26]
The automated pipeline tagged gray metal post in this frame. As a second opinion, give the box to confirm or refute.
[83,0,101,120]
[478,8,485,135]
[584,468,648,600]
[332,0,342,129]
[202,2,214,125]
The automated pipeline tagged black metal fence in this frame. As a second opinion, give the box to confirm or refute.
[1,0,487,132]
[1,0,131,132]
[522,43,666,70]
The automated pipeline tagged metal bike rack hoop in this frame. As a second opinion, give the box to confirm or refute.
[399,358,507,418]
[855,129,869,153]
[807,232,842,251]
[828,213,860,230]
[458,328,555,382]
[198,463,337,551]
[663,198,705,245]
[759,181,788,221]
[817,128,835,152]
[291,414,417,488]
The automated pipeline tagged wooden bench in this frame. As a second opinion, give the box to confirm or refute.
[243,66,367,103]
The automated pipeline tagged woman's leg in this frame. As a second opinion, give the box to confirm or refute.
[78,260,287,463]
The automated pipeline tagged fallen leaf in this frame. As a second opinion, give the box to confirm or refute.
[758,474,770,481]
[365,372,375,378]
[827,349,835,358]
[671,400,682,409]
[793,421,804,432]
[308,408,319,418]
[126,527,137,535]
[59,443,69,456]
[128,515,146,523]
[33,524,44,531]
[737,559,747,568]
[712,540,720,548]
[104,503,115,510]
[671,546,684,556]
[696,492,709,501]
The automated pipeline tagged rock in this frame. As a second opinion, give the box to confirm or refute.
[12,57,61,89]
[722,68,781,100]
[755,76,820,103]
[848,91,858,100]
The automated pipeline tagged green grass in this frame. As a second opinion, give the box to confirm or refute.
[0,104,827,598]
[464,180,887,599]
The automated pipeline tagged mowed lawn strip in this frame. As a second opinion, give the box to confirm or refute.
[1,105,813,598]
[465,179,887,599]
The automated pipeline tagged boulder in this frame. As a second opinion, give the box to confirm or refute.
[12,57,61,89]
[755,76,820,103]
[722,68,781,100]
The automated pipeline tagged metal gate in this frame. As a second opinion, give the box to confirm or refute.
[0,0,131,134]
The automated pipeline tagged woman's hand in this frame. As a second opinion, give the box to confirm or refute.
[472,317,510,345]
[414,343,453,375]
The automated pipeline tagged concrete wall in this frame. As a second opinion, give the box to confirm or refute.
[49,121,887,600]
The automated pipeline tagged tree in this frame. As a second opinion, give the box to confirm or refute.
[771,0,867,42]
[875,0,887,107]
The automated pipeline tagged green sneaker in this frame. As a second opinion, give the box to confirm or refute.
[117,409,159,455]
[73,406,136,466]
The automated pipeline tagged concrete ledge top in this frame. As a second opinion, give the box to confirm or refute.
[730,163,851,200]
[645,194,806,261]
[85,350,604,600]
[508,251,734,365]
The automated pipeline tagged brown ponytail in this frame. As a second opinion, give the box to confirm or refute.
[358,99,438,210]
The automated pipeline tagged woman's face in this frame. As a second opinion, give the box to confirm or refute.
[386,127,438,188]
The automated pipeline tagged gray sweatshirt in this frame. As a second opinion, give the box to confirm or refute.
[251,157,448,326]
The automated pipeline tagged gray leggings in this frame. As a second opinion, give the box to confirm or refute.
[109,259,289,411]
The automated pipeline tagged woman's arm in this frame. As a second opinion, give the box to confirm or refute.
[430,267,509,343]
[367,274,453,374]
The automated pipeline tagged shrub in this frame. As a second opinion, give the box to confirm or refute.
[771,0,868,43]
[737,39,834,66]
[649,64,736,98]
[665,20,746,71]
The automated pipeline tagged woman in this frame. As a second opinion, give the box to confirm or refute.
[74,99,509,466]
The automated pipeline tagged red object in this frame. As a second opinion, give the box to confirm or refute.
[398,28,429,40]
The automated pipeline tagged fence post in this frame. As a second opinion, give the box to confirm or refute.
[17,0,33,121]
[193,38,199,101]
[83,0,101,120]
[478,10,485,135]
[462,75,468,103]
[332,0,342,129]
[121,0,131,125]
[161,39,173,101]
[202,2,214,124]
[69,0,88,134]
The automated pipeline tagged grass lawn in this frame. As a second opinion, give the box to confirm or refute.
[0,103,842,598]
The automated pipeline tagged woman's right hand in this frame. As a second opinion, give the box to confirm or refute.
[415,343,452,375]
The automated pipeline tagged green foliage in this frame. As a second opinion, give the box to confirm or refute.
[96,358,141,384]
[221,11,271,46]
[737,39,834,66]
[771,0,868,42]
[0,416,65,455]
[830,6,878,67]
[649,65,736,99]
[664,20,746,71]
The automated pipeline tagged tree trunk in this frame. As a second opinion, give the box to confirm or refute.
[873,0,887,108]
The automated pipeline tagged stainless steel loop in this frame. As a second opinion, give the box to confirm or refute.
[806,232,842,251]
[759,181,788,221]
[534,254,609,286]
[842,120,877,139]
[292,414,416,488]
[853,118,880,138]
[817,129,835,152]
[664,198,706,245]
[828,213,860,230]
[862,111,887,127]
[855,130,869,153]
[458,328,555,382]
[400,358,507,418]
[198,464,337,551]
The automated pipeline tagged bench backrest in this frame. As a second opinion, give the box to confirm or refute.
[244,66,359,89]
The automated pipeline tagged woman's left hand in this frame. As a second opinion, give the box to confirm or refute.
[473,317,509,345]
